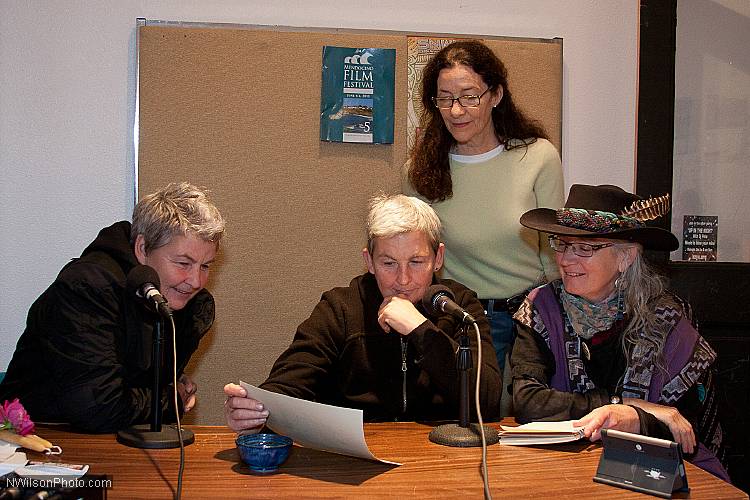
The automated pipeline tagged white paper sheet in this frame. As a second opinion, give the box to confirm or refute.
[0,441,18,461]
[240,382,400,465]
[14,461,89,478]
[0,449,27,476]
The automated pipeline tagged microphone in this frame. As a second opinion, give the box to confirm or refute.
[422,284,476,324]
[127,264,172,317]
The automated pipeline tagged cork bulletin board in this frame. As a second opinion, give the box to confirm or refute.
[136,20,562,424]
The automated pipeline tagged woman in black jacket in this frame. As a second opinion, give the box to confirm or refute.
[0,182,225,433]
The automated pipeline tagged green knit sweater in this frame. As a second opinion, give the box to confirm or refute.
[405,138,564,299]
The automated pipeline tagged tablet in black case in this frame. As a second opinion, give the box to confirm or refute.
[594,428,689,498]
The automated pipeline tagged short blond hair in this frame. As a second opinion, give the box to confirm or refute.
[131,182,225,253]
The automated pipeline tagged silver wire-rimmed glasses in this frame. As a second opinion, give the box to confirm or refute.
[432,87,492,109]
[548,235,615,257]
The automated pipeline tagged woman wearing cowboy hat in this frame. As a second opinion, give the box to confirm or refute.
[510,184,729,480]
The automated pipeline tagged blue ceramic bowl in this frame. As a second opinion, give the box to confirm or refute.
[236,433,293,473]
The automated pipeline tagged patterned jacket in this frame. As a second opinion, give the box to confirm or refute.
[511,280,728,480]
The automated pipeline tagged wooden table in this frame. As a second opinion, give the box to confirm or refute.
[21,422,747,499]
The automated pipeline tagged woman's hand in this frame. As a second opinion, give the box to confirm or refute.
[623,398,696,453]
[223,383,269,433]
[574,404,641,442]
[377,295,427,335]
[177,374,197,412]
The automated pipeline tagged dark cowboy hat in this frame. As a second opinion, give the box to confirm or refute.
[520,184,679,251]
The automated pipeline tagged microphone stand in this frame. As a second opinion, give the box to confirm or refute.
[428,319,499,447]
[117,313,194,449]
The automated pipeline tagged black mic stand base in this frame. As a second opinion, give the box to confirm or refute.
[428,423,499,447]
[117,424,195,449]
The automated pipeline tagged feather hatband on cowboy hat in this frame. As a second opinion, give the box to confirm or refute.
[520,184,679,251]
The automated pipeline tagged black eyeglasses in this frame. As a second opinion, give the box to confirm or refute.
[432,87,491,109]
[548,235,614,258]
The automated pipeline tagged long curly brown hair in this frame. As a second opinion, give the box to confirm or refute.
[408,40,549,202]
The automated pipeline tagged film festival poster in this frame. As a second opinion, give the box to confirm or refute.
[320,46,396,144]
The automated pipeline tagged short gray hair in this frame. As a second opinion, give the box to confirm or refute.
[366,193,442,254]
[131,182,225,253]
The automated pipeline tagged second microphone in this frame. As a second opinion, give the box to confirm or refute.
[422,284,477,324]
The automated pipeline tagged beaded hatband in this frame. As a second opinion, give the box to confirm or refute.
[555,208,643,233]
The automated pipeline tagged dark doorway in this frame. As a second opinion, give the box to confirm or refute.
[638,0,750,491]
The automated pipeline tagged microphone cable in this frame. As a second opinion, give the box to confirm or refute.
[472,321,492,500]
[168,315,186,500]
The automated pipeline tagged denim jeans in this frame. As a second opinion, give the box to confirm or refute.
[484,300,516,371]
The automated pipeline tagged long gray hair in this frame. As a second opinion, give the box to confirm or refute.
[618,246,678,374]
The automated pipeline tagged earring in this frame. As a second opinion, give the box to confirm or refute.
[614,273,625,321]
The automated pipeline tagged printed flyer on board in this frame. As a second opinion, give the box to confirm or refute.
[320,46,395,144]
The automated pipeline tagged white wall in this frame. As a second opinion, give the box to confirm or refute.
[672,0,750,262]
[0,1,639,369]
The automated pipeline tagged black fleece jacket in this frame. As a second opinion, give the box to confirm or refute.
[260,273,502,422]
[0,221,214,432]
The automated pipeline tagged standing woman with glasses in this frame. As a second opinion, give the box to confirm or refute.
[404,40,564,383]
[511,184,729,480]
